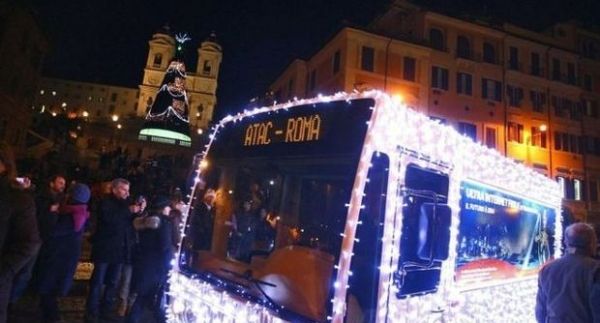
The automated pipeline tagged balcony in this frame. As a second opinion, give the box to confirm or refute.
[480,53,501,65]
[507,61,522,72]
[455,48,475,61]
[529,66,546,78]
[552,73,578,87]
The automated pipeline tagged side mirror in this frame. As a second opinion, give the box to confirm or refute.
[418,203,451,262]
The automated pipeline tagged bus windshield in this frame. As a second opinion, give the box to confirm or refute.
[181,98,375,321]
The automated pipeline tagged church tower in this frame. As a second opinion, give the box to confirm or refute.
[187,32,222,129]
[137,26,175,117]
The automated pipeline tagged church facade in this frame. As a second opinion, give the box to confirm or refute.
[138,27,222,130]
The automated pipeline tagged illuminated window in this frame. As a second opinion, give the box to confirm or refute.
[482,78,502,102]
[557,176,566,197]
[531,126,547,148]
[485,127,497,149]
[508,122,524,143]
[431,66,448,90]
[456,72,472,95]
[574,179,582,201]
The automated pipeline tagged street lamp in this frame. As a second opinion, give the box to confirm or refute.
[197,128,203,135]
[112,114,119,122]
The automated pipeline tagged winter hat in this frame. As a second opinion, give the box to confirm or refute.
[151,195,171,210]
[70,183,91,204]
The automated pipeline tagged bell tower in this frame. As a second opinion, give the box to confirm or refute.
[186,32,222,129]
[137,26,175,116]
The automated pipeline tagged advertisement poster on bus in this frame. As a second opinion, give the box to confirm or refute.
[455,180,556,288]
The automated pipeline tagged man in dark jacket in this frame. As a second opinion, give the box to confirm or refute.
[189,189,216,251]
[0,142,40,323]
[10,174,66,303]
[535,222,600,323]
[36,174,67,242]
[85,178,139,322]
[127,195,175,323]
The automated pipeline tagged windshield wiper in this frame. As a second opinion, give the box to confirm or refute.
[219,268,282,310]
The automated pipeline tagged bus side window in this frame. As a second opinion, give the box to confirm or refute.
[346,152,389,323]
[395,163,451,298]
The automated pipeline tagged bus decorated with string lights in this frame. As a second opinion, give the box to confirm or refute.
[169,91,563,323]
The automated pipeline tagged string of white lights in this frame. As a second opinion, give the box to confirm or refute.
[167,90,563,323]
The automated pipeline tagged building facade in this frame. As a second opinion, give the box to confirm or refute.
[0,2,48,154]
[269,1,600,222]
[35,77,139,122]
[138,28,222,130]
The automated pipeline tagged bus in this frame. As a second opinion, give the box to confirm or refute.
[169,91,563,323]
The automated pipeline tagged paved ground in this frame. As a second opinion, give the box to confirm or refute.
[6,235,152,323]
[7,279,132,323]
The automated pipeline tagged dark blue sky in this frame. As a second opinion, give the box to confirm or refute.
[28,0,599,118]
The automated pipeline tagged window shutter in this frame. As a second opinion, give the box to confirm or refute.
[442,69,449,90]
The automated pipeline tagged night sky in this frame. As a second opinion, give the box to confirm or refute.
[26,0,599,118]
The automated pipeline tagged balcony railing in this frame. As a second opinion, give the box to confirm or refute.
[529,66,545,78]
[507,61,522,72]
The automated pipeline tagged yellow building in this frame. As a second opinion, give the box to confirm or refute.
[0,2,48,154]
[270,1,600,222]
[138,27,222,130]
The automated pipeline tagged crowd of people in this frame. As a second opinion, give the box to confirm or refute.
[1,137,600,323]
[0,141,194,323]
